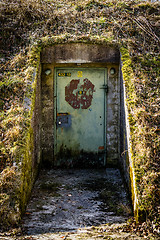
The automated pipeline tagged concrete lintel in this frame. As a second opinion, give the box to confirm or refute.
[41,43,120,64]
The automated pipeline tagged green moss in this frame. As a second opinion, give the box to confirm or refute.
[120,43,160,223]
[19,66,40,214]
[120,47,142,222]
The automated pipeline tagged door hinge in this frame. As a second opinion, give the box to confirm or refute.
[100,84,108,93]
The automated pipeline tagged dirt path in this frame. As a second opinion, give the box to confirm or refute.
[0,169,157,239]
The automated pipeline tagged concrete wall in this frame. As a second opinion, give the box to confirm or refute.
[41,43,120,167]
[119,62,130,185]
[106,66,120,165]
[20,65,42,213]
[41,64,54,166]
[119,59,138,218]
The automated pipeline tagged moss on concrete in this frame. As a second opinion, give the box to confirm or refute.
[120,45,159,223]
[120,47,139,222]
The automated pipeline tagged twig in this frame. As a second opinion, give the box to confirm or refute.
[132,17,160,43]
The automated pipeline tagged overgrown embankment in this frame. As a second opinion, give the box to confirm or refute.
[0,0,159,233]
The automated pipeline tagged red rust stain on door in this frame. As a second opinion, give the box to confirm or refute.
[65,78,95,109]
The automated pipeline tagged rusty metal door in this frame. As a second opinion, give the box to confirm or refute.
[54,68,107,167]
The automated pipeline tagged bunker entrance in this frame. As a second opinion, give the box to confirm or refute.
[41,43,120,168]
[21,43,134,236]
